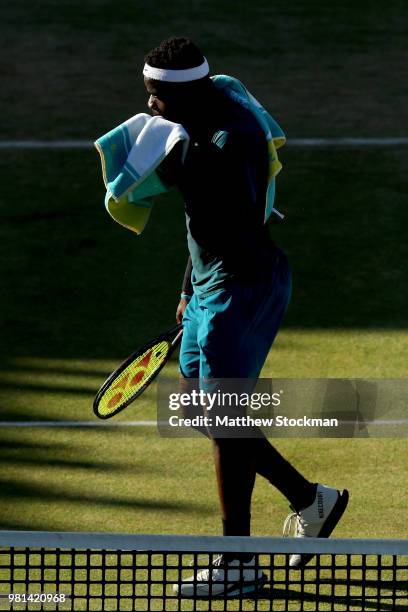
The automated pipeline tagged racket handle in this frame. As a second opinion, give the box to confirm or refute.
[172,327,183,347]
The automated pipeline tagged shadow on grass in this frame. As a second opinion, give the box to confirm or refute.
[0,440,66,451]
[1,149,407,370]
[0,518,55,531]
[0,477,208,513]
[0,382,95,396]
[4,363,111,379]
[0,425,201,531]
[253,584,407,611]
[0,454,151,473]
[0,437,159,473]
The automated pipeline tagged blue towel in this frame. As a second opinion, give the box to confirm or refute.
[211,75,286,221]
[95,113,189,234]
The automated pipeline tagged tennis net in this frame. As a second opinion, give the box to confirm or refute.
[0,531,406,611]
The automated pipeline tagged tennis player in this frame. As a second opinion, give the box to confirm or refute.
[143,37,349,597]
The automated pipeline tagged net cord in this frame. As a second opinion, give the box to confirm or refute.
[0,532,406,556]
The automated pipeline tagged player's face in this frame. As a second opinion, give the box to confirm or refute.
[144,77,187,124]
[144,78,168,116]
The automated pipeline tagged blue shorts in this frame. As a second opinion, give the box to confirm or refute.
[179,250,292,382]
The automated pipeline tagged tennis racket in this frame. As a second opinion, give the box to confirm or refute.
[93,324,183,419]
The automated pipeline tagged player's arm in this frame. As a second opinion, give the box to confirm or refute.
[176,255,193,323]
[153,141,190,323]
[156,140,184,186]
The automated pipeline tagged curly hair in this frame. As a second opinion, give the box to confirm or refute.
[144,37,205,69]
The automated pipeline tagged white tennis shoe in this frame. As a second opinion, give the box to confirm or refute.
[283,483,349,568]
[173,554,266,597]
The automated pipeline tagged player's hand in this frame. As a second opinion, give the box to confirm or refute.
[176,298,189,324]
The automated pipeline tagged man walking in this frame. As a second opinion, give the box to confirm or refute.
[143,37,348,597]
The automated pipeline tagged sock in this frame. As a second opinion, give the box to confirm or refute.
[222,519,253,563]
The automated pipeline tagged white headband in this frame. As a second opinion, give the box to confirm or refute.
[143,58,209,83]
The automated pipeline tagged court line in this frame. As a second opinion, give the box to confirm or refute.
[1,137,408,150]
[0,420,406,428]
[0,140,93,149]
[289,137,408,146]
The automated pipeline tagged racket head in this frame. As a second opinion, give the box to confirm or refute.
[93,324,182,419]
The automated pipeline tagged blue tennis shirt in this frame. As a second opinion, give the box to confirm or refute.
[177,92,279,297]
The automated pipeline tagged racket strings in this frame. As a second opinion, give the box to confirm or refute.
[97,340,170,416]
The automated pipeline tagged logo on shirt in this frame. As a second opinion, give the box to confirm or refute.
[211,130,229,150]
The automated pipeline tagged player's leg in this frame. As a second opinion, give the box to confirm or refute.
[196,251,317,535]
[179,290,310,537]
[175,294,266,596]
[175,288,270,596]
[244,252,349,567]
[238,252,318,511]
[196,287,261,541]
[199,251,348,542]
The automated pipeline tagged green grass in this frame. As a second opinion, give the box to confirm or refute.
[0,145,406,540]
[1,147,407,367]
[1,427,407,537]
[1,427,407,610]
[1,1,408,139]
